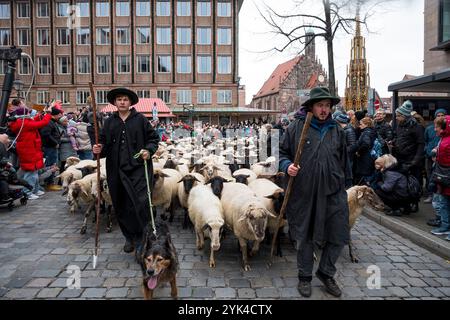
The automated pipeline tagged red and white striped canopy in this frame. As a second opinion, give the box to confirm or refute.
[101,98,174,118]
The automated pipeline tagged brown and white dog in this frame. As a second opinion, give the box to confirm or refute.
[138,221,179,300]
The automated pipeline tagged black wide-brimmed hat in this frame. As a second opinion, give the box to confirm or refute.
[107,88,139,106]
[302,87,341,108]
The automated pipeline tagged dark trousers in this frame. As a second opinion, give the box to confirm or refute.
[297,239,344,281]
[114,181,144,244]
[0,180,8,199]
[375,189,410,210]
[409,165,424,204]
[424,157,434,196]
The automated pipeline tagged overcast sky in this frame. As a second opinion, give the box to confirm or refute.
[238,0,424,104]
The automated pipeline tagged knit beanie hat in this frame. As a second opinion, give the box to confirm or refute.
[396,100,413,117]
[332,110,343,120]
[355,110,367,121]
[335,113,350,124]
[435,108,447,117]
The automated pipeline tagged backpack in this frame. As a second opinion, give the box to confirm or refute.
[370,137,383,160]
[406,175,422,199]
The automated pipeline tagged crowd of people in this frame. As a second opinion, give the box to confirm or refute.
[330,101,449,241]
[1,93,449,242]
[1,99,98,200]
[0,86,448,299]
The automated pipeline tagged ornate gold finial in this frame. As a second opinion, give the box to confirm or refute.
[344,0,370,112]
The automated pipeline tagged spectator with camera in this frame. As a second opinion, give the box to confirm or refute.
[8,106,52,199]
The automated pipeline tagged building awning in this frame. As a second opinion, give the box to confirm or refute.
[170,106,280,114]
[388,69,450,93]
[101,98,175,117]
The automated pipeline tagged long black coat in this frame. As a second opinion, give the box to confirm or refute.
[392,117,425,168]
[40,119,61,148]
[350,127,376,177]
[99,109,160,234]
[279,116,351,246]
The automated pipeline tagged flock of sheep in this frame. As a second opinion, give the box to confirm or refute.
[57,134,385,270]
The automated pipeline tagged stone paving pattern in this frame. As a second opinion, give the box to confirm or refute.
[0,192,449,300]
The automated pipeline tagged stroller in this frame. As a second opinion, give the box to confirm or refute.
[0,161,29,211]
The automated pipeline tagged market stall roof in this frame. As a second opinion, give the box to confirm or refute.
[101,98,174,117]
[388,69,450,93]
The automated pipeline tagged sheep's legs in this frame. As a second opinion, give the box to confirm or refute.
[249,240,262,257]
[182,208,190,229]
[196,231,204,250]
[106,205,113,233]
[168,204,175,223]
[276,227,283,257]
[209,246,216,268]
[80,206,91,234]
[238,237,251,271]
[70,200,80,215]
[349,233,359,263]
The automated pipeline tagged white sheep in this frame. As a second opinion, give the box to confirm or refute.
[188,184,225,268]
[220,182,276,271]
[248,178,286,256]
[152,168,182,222]
[346,186,385,263]
[73,159,98,169]
[66,173,98,234]
[177,173,205,228]
[64,156,80,168]
[57,166,83,193]
[251,156,277,177]
[232,168,257,185]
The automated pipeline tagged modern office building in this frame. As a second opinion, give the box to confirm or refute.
[0,0,244,121]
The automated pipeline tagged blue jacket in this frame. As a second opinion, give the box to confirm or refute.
[424,124,440,158]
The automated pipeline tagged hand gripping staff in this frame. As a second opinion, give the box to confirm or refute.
[89,82,102,269]
[269,112,313,266]
[133,151,157,238]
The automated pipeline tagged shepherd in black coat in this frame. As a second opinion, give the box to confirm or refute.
[94,88,160,254]
[279,87,351,298]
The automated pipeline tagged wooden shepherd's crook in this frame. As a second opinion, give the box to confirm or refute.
[269,112,313,265]
[89,82,102,269]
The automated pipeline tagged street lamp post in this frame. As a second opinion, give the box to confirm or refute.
[12,79,24,99]
[182,103,194,125]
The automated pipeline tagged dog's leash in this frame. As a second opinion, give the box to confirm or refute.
[134,151,157,238]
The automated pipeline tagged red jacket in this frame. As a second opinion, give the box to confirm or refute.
[9,113,52,171]
[436,115,450,196]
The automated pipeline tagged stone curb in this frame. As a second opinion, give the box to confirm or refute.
[363,208,450,261]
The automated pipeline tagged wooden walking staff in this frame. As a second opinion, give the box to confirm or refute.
[89,82,102,269]
[269,112,313,265]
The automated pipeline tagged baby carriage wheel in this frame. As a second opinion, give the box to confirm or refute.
[20,197,27,205]
[7,202,14,211]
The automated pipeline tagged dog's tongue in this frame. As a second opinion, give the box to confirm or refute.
[147,276,158,290]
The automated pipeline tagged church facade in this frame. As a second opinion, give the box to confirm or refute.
[250,31,328,120]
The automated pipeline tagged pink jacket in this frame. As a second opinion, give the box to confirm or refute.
[436,115,450,196]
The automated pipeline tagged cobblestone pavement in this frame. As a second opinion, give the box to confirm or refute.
[0,192,448,300]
